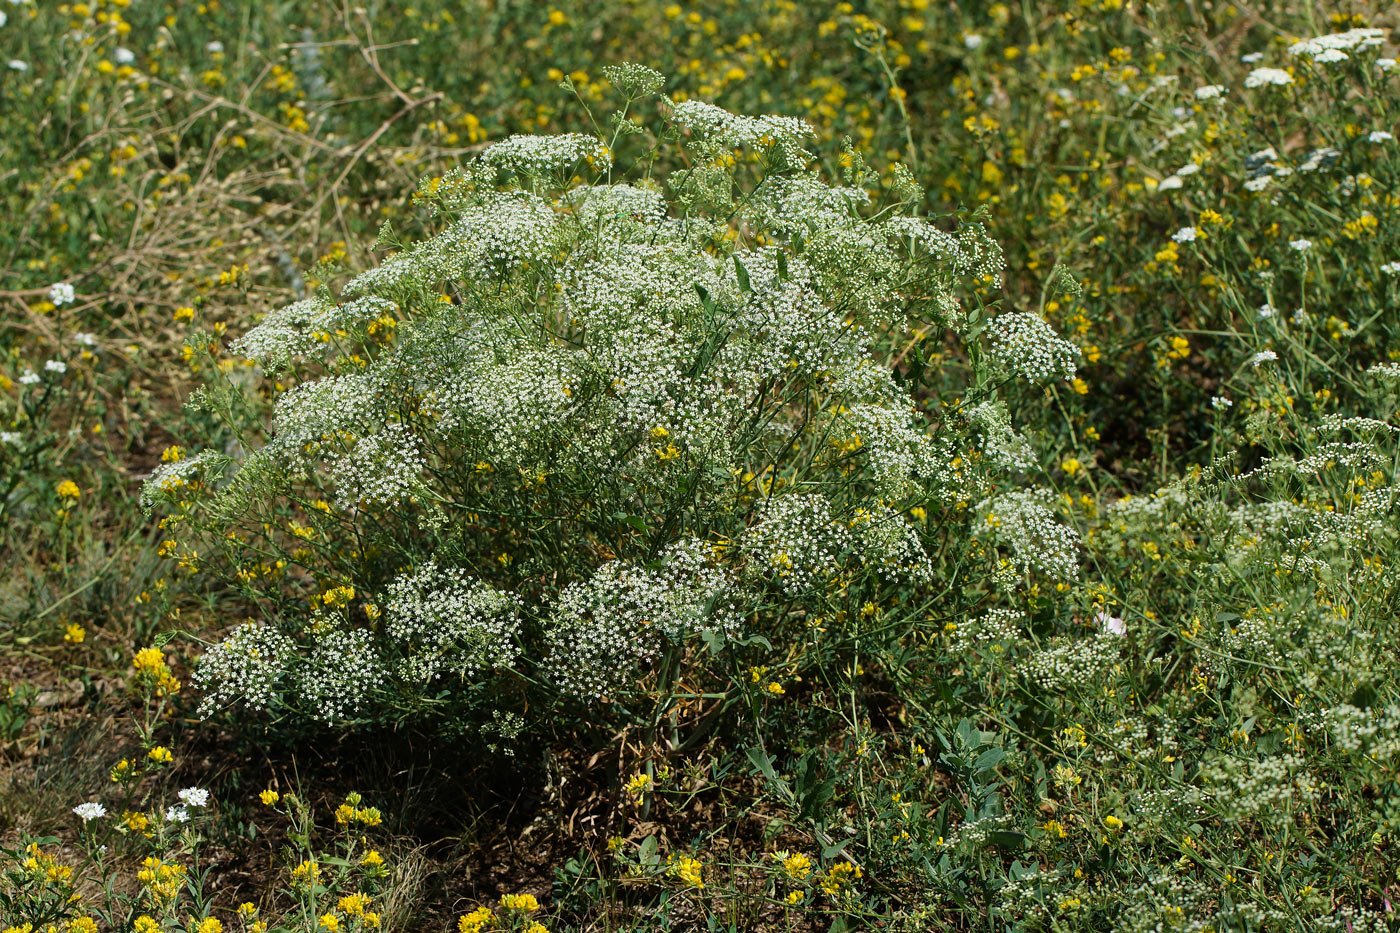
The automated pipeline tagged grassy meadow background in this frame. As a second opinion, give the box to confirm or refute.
[3,0,1400,930]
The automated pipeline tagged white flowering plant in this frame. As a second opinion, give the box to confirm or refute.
[147,65,1077,731]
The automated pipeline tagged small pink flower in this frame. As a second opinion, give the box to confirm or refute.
[1095,612,1126,636]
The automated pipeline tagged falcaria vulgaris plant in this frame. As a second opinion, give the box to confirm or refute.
[146,63,1081,731]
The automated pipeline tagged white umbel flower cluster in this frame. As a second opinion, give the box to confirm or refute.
[481,132,612,176]
[169,69,1068,726]
[191,622,297,717]
[298,627,387,723]
[545,538,743,698]
[1287,28,1385,58]
[986,312,1080,383]
[979,489,1081,581]
[385,562,521,683]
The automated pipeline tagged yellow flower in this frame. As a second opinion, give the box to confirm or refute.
[259,789,280,806]
[773,851,812,880]
[132,647,167,674]
[820,861,862,895]
[1060,458,1081,477]
[318,914,340,932]
[361,849,385,869]
[194,918,222,933]
[626,772,653,796]
[290,860,322,888]
[670,856,704,889]
[338,893,370,917]
[56,480,81,500]
[499,892,540,912]
[1104,814,1124,832]
[147,746,173,764]
[457,908,494,933]
[64,624,86,644]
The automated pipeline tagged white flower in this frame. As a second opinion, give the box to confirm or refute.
[986,312,1080,383]
[74,332,97,346]
[1171,226,1197,244]
[45,360,66,374]
[0,11,7,27]
[1250,350,1279,367]
[1288,28,1385,58]
[206,40,224,54]
[19,369,39,385]
[73,802,107,822]
[1194,84,1225,100]
[1241,52,1264,64]
[1257,303,1276,319]
[1380,261,1400,275]
[165,805,190,823]
[1368,130,1393,143]
[114,47,135,65]
[7,59,28,72]
[1096,612,1127,636]
[1243,176,1272,192]
[1176,162,1200,177]
[1245,67,1294,88]
[49,282,75,305]
[1157,175,1184,192]
[178,787,211,808]
[0,432,20,444]
[963,34,984,50]
[1379,58,1397,71]
[1289,238,1312,252]
[1211,396,1233,411]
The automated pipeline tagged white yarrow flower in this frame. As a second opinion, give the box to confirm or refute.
[1194,84,1225,100]
[49,282,75,305]
[1250,350,1279,367]
[165,805,191,823]
[73,802,107,822]
[1245,67,1294,88]
[1368,130,1393,143]
[44,360,66,373]
[178,787,211,808]
[1289,238,1312,252]
[1171,226,1197,243]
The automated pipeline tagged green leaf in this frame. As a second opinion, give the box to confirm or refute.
[639,834,658,866]
[821,837,855,860]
